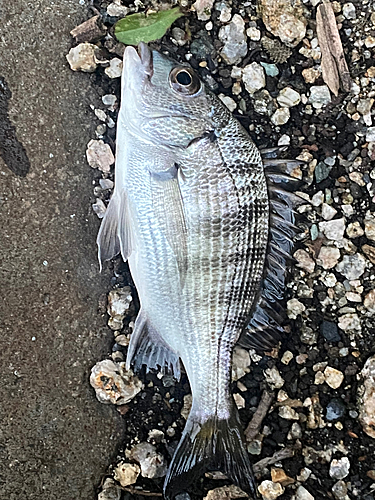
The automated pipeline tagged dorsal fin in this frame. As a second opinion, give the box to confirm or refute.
[239,149,306,351]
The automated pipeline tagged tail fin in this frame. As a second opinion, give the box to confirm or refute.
[163,402,258,499]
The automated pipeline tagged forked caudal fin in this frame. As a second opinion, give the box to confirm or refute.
[163,401,257,499]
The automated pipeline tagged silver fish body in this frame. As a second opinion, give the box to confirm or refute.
[97,43,298,498]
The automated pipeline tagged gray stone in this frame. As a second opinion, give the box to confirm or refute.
[336,253,366,280]
[296,486,315,500]
[320,321,341,342]
[271,107,290,125]
[342,3,356,19]
[329,457,350,480]
[315,162,333,183]
[218,14,247,65]
[193,0,215,20]
[319,218,346,241]
[128,443,168,479]
[242,62,266,94]
[326,399,346,421]
[364,290,375,313]
[309,86,331,109]
[287,298,305,319]
[98,478,121,500]
[332,481,350,500]
[277,87,301,107]
[104,58,123,78]
[253,89,275,116]
[317,247,340,270]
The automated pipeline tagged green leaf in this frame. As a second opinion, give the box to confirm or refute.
[114,8,183,45]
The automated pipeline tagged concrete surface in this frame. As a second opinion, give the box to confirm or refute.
[0,1,124,499]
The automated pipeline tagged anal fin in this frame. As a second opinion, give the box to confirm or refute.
[126,310,181,380]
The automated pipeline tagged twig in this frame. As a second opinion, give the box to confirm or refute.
[253,447,296,473]
[316,0,352,96]
[121,487,163,497]
[244,390,274,442]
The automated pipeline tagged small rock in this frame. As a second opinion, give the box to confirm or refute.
[315,162,332,183]
[338,313,361,333]
[92,198,106,219]
[259,0,307,47]
[242,62,266,94]
[279,406,299,420]
[66,42,99,72]
[86,139,115,173]
[218,94,236,112]
[90,360,143,405]
[98,478,121,500]
[114,462,140,487]
[260,62,279,77]
[258,480,284,499]
[324,366,344,389]
[253,89,275,116]
[320,321,341,342]
[319,218,345,240]
[105,58,123,78]
[346,221,364,238]
[247,27,261,41]
[294,249,315,273]
[234,393,245,409]
[264,366,284,389]
[336,253,366,280]
[326,398,346,421]
[216,1,232,23]
[311,191,324,207]
[365,217,375,241]
[281,351,293,365]
[218,14,247,65]
[271,107,290,126]
[302,67,321,84]
[342,2,356,19]
[296,485,314,500]
[107,287,132,330]
[309,86,331,109]
[363,244,375,264]
[277,87,301,107]
[99,178,114,190]
[193,0,215,20]
[106,0,128,16]
[287,298,305,319]
[232,346,251,381]
[204,485,248,500]
[317,247,340,269]
[358,355,375,438]
[357,98,374,116]
[364,290,375,313]
[271,468,294,486]
[181,394,192,420]
[329,457,350,480]
[332,480,350,500]
[128,442,167,479]
[366,127,375,142]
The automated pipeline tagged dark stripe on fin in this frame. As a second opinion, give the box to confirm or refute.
[240,151,306,351]
[163,401,257,499]
[126,310,181,379]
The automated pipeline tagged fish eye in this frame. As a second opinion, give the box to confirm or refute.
[169,67,201,96]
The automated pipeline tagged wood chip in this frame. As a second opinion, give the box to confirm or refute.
[244,390,274,442]
[316,1,352,96]
[70,15,107,43]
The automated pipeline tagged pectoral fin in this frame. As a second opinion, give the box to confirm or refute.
[151,167,188,287]
[96,190,133,270]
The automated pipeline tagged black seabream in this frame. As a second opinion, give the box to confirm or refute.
[97,43,301,499]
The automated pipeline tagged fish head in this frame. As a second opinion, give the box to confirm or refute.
[120,43,223,150]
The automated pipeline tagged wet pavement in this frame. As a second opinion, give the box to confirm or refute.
[0,1,124,499]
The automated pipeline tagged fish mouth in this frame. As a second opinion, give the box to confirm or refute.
[123,42,153,79]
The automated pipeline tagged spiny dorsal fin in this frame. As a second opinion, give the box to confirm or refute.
[240,150,306,351]
[126,310,181,380]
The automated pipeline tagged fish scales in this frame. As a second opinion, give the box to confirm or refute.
[97,43,294,499]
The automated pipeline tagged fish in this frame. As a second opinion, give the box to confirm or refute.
[97,42,302,499]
